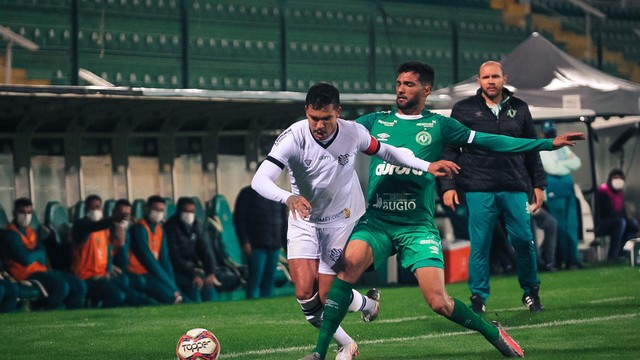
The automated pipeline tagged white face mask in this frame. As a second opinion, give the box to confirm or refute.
[149,210,164,223]
[611,178,625,191]
[87,209,103,222]
[119,220,130,229]
[17,213,32,228]
[180,212,195,226]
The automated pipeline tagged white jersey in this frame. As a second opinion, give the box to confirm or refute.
[266,118,379,228]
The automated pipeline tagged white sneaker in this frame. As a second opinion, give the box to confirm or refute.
[361,288,380,323]
[335,341,359,360]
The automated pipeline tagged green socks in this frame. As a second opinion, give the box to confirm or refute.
[313,278,354,359]
[448,297,499,343]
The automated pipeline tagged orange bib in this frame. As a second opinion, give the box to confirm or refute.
[128,219,163,275]
[5,224,47,281]
[72,228,111,280]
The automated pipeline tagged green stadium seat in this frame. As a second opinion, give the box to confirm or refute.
[0,203,8,228]
[72,200,85,222]
[164,197,176,219]
[43,201,72,271]
[207,194,242,265]
[103,199,116,217]
[131,199,145,221]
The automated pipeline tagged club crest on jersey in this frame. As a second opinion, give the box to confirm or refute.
[415,131,432,145]
[338,154,350,166]
[343,208,351,219]
[304,159,312,166]
[329,248,343,262]
[508,109,517,118]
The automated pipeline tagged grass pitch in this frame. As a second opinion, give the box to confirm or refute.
[1,264,638,359]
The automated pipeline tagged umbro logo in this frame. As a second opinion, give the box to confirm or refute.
[475,111,483,117]
[377,133,390,141]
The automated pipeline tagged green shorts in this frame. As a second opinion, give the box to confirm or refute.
[350,213,444,273]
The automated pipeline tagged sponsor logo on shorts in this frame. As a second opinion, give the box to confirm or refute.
[310,209,347,223]
[419,239,439,246]
[330,248,343,262]
[343,208,351,219]
[429,245,440,254]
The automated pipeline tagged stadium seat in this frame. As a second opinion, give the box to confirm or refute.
[206,194,243,266]
[164,197,176,219]
[131,199,145,221]
[72,200,85,222]
[0,203,9,228]
[43,201,72,271]
[103,199,116,217]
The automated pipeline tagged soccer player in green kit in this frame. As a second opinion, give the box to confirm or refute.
[299,62,584,359]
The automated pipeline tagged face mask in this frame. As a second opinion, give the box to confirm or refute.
[149,210,164,223]
[611,178,625,191]
[180,212,195,226]
[119,220,130,229]
[87,210,103,222]
[17,213,32,228]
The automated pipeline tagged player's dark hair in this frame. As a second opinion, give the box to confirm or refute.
[14,197,32,210]
[397,61,435,86]
[305,83,340,110]
[146,195,165,207]
[176,197,195,212]
[84,194,102,210]
[115,198,131,208]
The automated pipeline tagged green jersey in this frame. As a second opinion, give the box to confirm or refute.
[356,109,553,226]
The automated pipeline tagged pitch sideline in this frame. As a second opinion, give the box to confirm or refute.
[222,312,639,358]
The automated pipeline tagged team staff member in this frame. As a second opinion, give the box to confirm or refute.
[71,194,128,307]
[3,198,86,310]
[128,195,183,304]
[442,61,546,313]
[302,62,584,360]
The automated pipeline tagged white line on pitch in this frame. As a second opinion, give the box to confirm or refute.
[221,313,639,358]
[588,296,635,304]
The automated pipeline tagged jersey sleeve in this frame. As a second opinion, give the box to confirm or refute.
[265,126,297,169]
[440,115,475,145]
[355,112,379,132]
[471,132,554,152]
[354,122,380,155]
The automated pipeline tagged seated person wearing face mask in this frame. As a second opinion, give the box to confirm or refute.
[596,169,639,260]
[71,194,129,308]
[128,195,183,304]
[3,197,87,310]
[164,197,221,303]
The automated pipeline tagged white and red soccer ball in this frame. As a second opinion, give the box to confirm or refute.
[176,328,221,360]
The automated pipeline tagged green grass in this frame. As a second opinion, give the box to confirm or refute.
[1,265,639,359]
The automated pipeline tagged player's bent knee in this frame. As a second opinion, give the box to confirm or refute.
[426,295,452,316]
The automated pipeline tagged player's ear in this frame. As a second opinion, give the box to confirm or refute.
[336,105,342,118]
[423,84,432,97]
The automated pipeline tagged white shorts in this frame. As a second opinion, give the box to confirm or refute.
[287,219,356,275]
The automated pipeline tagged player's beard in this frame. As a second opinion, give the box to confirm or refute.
[396,95,420,111]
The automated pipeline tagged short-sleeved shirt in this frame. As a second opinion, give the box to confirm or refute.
[266,118,379,228]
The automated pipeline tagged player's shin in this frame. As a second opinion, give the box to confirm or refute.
[447,297,499,343]
[298,292,323,328]
[313,278,354,358]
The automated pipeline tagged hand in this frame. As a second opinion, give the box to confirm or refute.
[552,132,585,149]
[112,211,128,223]
[111,265,123,276]
[442,190,459,211]
[286,195,312,220]
[427,160,460,178]
[193,276,204,289]
[241,243,252,256]
[173,291,183,304]
[204,274,222,288]
[530,188,544,213]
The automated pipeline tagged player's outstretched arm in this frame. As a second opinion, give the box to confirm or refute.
[428,160,460,178]
[552,132,586,149]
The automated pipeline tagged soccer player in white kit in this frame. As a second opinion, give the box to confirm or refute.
[251,83,459,360]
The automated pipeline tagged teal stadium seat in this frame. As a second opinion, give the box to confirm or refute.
[0,203,9,228]
[131,199,145,221]
[207,194,242,266]
[72,200,85,222]
[103,199,116,217]
[164,197,176,219]
[43,201,72,271]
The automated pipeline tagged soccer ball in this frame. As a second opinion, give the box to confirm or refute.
[176,328,221,360]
